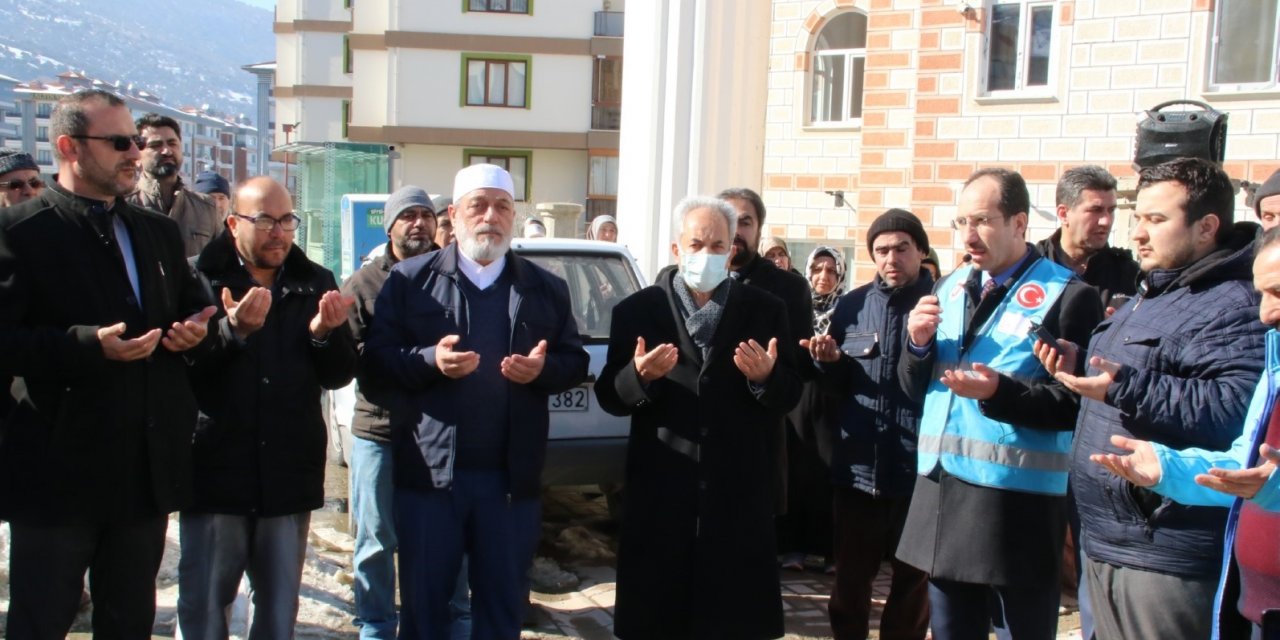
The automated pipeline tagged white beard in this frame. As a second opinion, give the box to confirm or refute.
[456,223,510,262]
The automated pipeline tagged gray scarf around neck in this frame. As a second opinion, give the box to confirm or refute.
[672,273,731,358]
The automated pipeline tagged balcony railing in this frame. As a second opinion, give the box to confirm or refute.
[591,105,621,131]
[594,11,623,37]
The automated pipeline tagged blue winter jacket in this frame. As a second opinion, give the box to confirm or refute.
[1072,224,1267,579]
[362,244,589,499]
[819,270,933,498]
[1150,329,1280,639]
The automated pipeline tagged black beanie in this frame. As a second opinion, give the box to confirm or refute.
[1256,169,1280,216]
[867,208,929,256]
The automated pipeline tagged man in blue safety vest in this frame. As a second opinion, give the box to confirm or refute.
[896,168,1104,640]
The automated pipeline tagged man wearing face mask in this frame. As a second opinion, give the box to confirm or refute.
[596,196,803,640]
[718,187,813,514]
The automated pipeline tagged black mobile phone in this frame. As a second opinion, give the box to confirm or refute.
[1107,293,1132,310]
[1027,322,1056,345]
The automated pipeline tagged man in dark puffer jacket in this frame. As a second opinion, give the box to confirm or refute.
[1054,158,1267,639]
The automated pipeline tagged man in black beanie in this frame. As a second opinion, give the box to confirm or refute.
[0,149,44,207]
[193,171,232,219]
[1254,168,1280,232]
[807,208,934,640]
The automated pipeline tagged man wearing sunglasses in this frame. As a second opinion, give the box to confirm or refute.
[126,113,223,257]
[0,89,220,638]
[0,149,44,207]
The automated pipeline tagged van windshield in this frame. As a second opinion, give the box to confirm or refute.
[519,251,641,342]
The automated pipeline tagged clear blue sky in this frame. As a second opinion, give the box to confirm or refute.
[236,0,275,10]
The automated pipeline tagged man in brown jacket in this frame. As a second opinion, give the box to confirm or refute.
[127,113,223,256]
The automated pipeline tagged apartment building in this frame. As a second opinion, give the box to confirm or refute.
[760,0,1280,281]
[1,71,259,184]
[272,0,625,272]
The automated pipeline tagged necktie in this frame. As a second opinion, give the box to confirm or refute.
[980,278,998,301]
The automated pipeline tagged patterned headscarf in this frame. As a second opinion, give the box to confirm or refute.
[806,246,847,335]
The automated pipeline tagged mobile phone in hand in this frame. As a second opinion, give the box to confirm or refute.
[1107,293,1132,310]
[1027,322,1056,345]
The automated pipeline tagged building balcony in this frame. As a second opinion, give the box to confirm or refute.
[594,11,623,37]
[591,105,621,131]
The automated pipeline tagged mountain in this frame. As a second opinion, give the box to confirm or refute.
[0,0,274,123]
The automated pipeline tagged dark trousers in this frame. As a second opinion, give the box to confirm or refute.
[828,486,928,640]
[394,470,541,640]
[7,515,168,640]
[928,577,1060,640]
[776,425,833,559]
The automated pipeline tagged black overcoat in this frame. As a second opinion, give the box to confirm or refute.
[0,184,216,523]
[596,272,803,640]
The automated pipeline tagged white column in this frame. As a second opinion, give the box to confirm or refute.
[615,0,771,280]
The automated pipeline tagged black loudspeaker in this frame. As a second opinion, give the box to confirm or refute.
[1133,100,1228,169]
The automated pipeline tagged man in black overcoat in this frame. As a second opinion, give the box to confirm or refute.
[597,195,803,640]
[0,89,218,638]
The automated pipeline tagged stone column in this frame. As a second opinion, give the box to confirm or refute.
[535,202,584,239]
[616,0,771,279]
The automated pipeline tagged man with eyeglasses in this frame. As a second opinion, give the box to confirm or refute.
[0,149,44,207]
[178,175,357,639]
[127,112,223,257]
[0,88,220,638]
[896,168,1103,640]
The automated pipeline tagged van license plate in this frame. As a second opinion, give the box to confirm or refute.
[548,386,590,412]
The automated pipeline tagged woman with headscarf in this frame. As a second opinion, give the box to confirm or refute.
[777,246,847,572]
[761,237,796,273]
[588,215,618,242]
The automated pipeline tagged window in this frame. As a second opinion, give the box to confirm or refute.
[36,149,51,164]
[1210,0,1280,89]
[810,11,867,125]
[984,1,1054,93]
[465,149,530,201]
[467,0,529,14]
[35,102,52,118]
[36,126,48,142]
[520,252,640,342]
[343,35,353,74]
[463,55,530,108]
[342,100,350,139]
[591,58,622,130]
[588,155,618,197]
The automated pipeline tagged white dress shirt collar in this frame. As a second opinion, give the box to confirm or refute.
[457,248,508,290]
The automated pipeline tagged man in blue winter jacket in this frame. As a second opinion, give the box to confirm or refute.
[1045,158,1267,639]
[363,164,588,640]
[1089,226,1280,639]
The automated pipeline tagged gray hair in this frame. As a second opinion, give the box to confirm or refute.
[670,196,738,243]
[1056,165,1118,208]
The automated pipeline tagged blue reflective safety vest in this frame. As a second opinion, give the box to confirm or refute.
[917,257,1075,496]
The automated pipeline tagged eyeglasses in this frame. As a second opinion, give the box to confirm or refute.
[950,214,1006,231]
[4,177,43,191]
[71,134,142,152]
[233,213,302,232]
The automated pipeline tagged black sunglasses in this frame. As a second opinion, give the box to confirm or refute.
[4,177,43,191]
[71,134,142,152]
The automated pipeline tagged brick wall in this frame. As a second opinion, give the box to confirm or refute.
[764,0,1280,285]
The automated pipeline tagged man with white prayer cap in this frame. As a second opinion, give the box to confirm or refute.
[363,163,589,639]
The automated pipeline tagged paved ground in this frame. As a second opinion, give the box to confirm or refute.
[47,471,1084,639]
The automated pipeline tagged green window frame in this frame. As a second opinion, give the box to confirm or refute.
[460,53,532,109]
[463,0,531,14]
[463,149,532,201]
[341,100,350,139]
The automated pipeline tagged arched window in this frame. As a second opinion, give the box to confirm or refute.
[810,11,867,125]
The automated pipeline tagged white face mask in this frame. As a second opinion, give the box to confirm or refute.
[679,250,730,293]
